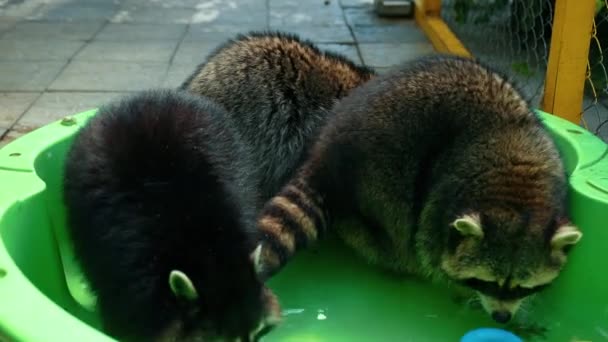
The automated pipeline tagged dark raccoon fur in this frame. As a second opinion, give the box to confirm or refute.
[180,30,376,203]
[252,55,583,324]
[63,89,280,342]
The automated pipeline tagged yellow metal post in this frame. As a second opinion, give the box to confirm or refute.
[542,0,596,123]
[414,0,471,57]
[424,0,441,15]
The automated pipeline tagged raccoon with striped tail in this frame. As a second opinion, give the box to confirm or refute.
[253,55,583,324]
[180,31,376,203]
[63,89,280,342]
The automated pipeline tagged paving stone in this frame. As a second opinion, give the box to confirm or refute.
[75,40,178,63]
[353,24,430,43]
[162,63,198,88]
[26,2,119,21]
[0,92,40,129]
[0,0,443,136]
[134,0,267,27]
[0,17,19,37]
[339,0,373,7]
[198,0,268,11]
[121,0,215,8]
[269,25,354,43]
[16,92,129,131]
[269,0,335,8]
[0,39,85,61]
[344,7,410,26]
[172,41,223,65]
[1,22,104,41]
[95,23,187,41]
[0,128,6,140]
[269,6,345,26]
[0,129,25,149]
[0,0,46,18]
[77,0,124,4]
[270,0,341,11]
[183,25,250,41]
[191,8,267,27]
[198,0,267,11]
[110,6,194,24]
[120,0,266,15]
[49,61,167,92]
[0,61,66,91]
[373,66,393,74]
[359,42,436,67]
[121,0,193,7]
[317,43,362,64]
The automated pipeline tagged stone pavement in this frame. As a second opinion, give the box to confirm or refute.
[0,0,433,147]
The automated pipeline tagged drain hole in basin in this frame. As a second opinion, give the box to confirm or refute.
[566,129,583,135]
[8,153,21,157]
[0,268,6,278]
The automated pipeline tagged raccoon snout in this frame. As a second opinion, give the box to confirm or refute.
[491,310,512,324]
[478,293,521,324]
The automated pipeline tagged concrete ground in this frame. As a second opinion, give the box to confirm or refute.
[0,0,433,147]
[2,0,605,147]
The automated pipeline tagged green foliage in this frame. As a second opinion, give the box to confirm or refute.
[511,62,535,77]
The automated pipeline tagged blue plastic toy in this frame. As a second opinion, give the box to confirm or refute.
[460,328,523,342]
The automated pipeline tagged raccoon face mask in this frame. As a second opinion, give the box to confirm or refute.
[159,249,282,342]
[440,212,582,323]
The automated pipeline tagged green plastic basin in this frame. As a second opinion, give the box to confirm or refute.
[0,109,606,342]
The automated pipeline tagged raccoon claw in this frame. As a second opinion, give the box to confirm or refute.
[251,244,264,274]
[250,244,283,281]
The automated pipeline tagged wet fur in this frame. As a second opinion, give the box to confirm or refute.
[181,30,376,203]
[63,89,277,341]
[254,55,581,320]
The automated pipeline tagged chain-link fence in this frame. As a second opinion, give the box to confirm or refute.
[584,1,608,142]
[440,0,608,143]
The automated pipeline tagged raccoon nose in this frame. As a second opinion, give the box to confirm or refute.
[491,310,512,324]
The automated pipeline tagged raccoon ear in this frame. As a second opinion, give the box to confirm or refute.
[551,224,582,250]
[251,244,264,275]
[169,270,199,301]
[452,214,483,238]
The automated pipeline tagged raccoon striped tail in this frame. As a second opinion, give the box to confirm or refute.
[253,178,329,280]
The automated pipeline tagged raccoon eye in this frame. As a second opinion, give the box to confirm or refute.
[462,278,497,292]
[462,277,551,299]
[511,283,550,295]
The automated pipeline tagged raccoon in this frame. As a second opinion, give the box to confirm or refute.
[180,30,376,203]
[252,55,583,324]
[63,89,281,342]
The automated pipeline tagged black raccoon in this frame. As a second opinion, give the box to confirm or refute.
[252,55,583,324]
[63,89,280,342]
[181,30,376,203]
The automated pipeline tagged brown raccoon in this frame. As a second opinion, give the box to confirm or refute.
[180,31,376,204]
[252,55,583,324]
